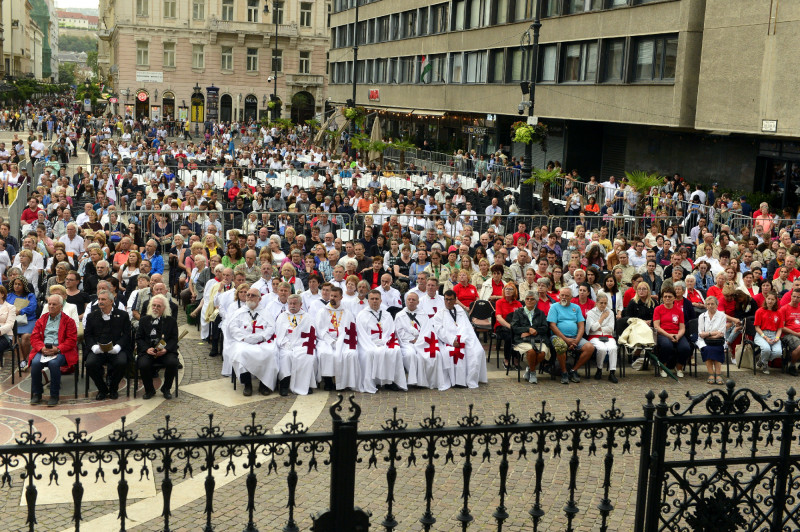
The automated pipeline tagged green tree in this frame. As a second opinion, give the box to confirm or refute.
[523,168,562,215]
[58,63,77,86]
[86,50,99,77]
[388,138,416,171]
[58,34,97,53]
[624,170,666,237]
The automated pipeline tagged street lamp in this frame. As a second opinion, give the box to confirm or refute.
[193,82,201,136]
[264,1,280,119]
[518,0,542,216]
[348,0,360,142]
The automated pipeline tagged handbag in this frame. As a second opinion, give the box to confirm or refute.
[705,337,724,346]
[735,343,754,370]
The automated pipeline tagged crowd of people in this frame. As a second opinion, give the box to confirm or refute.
[6,108,800,405]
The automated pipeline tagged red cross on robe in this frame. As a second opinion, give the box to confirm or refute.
[449,335,464,365]
[387,332,398,349]
[370,322,383,339]
[428,306,437,319]
[301,326,317,355]
[344,322,358,351]
[424,332,439,358]
[250,320,264,334]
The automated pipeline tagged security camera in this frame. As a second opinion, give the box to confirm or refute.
[518,102,526,115]
[267,76,274,82]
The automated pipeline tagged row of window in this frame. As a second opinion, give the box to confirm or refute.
[136,42,311,74]
[332,0,664,15]
[134,0,313,26]
[332,0,669,46]
[329,33,677,85]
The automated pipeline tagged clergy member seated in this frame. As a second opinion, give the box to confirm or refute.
[430,290,488,389]
[136,294,180,400]
[315,286,360,391]
[355,290,407,393]
[394,291,424,387]
[275,294,319,396]
[227,288,278,396]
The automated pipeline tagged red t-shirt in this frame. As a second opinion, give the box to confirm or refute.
[756,308,784,332]
[774,268,800,282]
[780,291,793,307]
[754,293,765,308]
[537,299,551,316]
[21,207,38,224]
[623,287,636,307]
[453,283,479,308]
[779,304,800,334]
[707,285,724,302]
[686,288,704,305]
[654,304,684,335]
[571,297,595,318]
[491,280,505,298]
[495,298,522,329]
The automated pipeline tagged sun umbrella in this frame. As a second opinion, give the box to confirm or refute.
[368,115,383,163]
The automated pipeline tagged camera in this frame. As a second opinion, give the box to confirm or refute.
[267,76,274,83]
[518,102,526,115]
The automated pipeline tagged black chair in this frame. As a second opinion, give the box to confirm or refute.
[1,323,21,385]
[685,318,699,377]
[468,300,495,365]
[505,337,547,383]
[740,317,761,375]
[133,353,181,398]
[83,340,132,398]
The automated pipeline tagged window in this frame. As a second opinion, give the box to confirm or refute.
[136,41,149,66]
[562,41,597,82]
[375,58,387,83]
[272,49,283,72]
[221,46,233,70]
[542,0,559,16]
[136,0,148,16]
[272,1,284,24]
[163,0,176,18]
[607,0,627,6]
[566,0,602,13]
[300,2,312,26]
[419,8,429,35]
[163,42,175,67]
[222,0,233,20]
[508,48,523,81]
[603,39,625,81]
[390,14,399,40]
[634,35,678,81]
[192,44,204,68]
[431,4,448,34]
[355,60,366,83]
[493,0,508,24]
[465,51,487,83]
[399,57,415,83]
[453,0,465,30]
[426,54,446,83]
[192,0,204,19]
[299,51,310,73]
[489,49,504,82]
[376,16,389,41]
[467,0,490,28]
[539,44,556,82]
[513,0,530,21]
[246,48,258,71]
[357,21,367,45]
[247,0,259,22]
[402,10,416,38]
[449,53,463,83]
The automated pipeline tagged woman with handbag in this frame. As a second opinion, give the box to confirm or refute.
[698,296,727,385]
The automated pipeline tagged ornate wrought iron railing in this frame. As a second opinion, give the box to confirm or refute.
[0,381,796,531]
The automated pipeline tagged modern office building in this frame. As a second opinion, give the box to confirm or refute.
[98,0,330,125]
[328,0,800,194]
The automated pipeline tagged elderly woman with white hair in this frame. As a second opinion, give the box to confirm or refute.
[585,293,618,383]
[136,294,180,400]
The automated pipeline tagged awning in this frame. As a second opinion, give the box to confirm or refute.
[375,107,413,114]
[411,110,446,116]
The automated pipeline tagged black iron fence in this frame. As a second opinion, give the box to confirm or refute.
[0,380,796,531]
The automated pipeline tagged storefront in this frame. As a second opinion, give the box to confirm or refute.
[135,90,149,121]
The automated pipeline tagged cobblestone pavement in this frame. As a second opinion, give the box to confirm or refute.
[0,307,793,531]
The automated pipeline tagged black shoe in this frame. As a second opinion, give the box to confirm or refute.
[30,394,42,405]
[95,392,107,401]
[502,360,510,370]
[47,396,59,407]
[243,384,253,397]
[608,371,619,384]
[142,391,155,400]
[788,365,799,377]
[162,390,173,400]
[109,391,119,400]
[258,383,271,396]
[209,351,219,358]
[385,383,402,392]
[279,377,291,397]
[323,377,335,391]
[594,368,602,380]
[560,373,569,385]
[569,370,581,383]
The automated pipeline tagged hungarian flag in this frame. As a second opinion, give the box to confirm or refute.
[420,55,432,84]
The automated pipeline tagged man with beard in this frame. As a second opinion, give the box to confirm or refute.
[227,288,279,396]
[275,294,318,396]
[547,287,595,385]
[136,294,179,400]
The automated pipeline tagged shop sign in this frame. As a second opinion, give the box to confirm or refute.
[136,71,164,83]
[368,89,380,101]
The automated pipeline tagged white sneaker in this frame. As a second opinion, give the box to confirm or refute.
[528,372,538,384]
[762,368,770,375]
[730,358,737,366]
[660,370,668,378]
[676,370,684,378]
[523,369,530,381]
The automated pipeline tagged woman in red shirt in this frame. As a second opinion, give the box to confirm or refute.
[754,292,783,373]
[653,287,691,378]
[754,279,775,309]
[495,283,522,370]
[452,270,479,310]
[479,265,506,304]
[571,284,595,318]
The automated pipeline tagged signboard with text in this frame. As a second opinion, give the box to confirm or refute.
[136,71,164,83]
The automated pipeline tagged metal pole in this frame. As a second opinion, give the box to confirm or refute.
[0,0,5,80]
[518,0,541,216]
[273,8,278,118]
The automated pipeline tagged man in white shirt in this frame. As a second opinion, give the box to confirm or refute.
[484,197,502,222]
[601,176,619,205]
[75,203,94,227]
[377,274,402,309]
[626,240,647,269]
[29,135,45,161]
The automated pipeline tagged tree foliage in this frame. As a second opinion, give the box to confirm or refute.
[58,34,97,54]
[58,63,77,86]
[624,170,666,217]
[523,167,562,215]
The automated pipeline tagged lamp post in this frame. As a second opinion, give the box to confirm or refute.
[517,0,542,216]
[264,1,280,119]
[193,82,201,136]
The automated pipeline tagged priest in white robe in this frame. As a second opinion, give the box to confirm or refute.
[315,286,360,391]
[227,288,279,396]
[266,282,291,322]
[431,290,488,389]
[275,294,319,396]
[355,290,408,393]
[418,278,445,319]
[394,291,424,387]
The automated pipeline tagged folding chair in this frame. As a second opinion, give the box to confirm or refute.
[468,300,495,365]
[1,323,21,385]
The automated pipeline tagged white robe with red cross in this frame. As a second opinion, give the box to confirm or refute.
[412,316,452,391]
[430,306,488,389]
[394,308,424,387]
[227,306,279,390]
[355,308,407,393]
[275,311,319,395]
[315,304,361,391]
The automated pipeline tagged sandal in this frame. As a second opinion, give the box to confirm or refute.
[707,376,715,385]
[715,375,724,385]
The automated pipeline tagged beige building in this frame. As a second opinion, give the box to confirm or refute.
[2,0,45,78]
[328,0,800,194]
[99,0,329,126]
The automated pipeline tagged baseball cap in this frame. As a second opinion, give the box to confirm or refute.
[448,245,457,253]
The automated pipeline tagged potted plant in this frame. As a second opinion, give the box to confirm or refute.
[511,121,548,145]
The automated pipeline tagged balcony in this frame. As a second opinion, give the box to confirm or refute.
[98,28,112,41]
[285,74,324,88]
[207,18,298,38]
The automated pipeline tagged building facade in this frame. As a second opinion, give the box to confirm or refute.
[1,0,56,80]
[99,0,330,126]
[328,0,800,194]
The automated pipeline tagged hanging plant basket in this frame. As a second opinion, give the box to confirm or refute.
[511,121,547,145]
[344,106,366,126]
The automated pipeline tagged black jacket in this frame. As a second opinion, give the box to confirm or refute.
[623,299,655,322]
[509,306,549,346]
[84,307,131,354]
[136,314,179,356]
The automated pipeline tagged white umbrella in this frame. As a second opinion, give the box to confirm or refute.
[368,115,383,163]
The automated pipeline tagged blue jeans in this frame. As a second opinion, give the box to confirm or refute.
[30,353,67,397]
